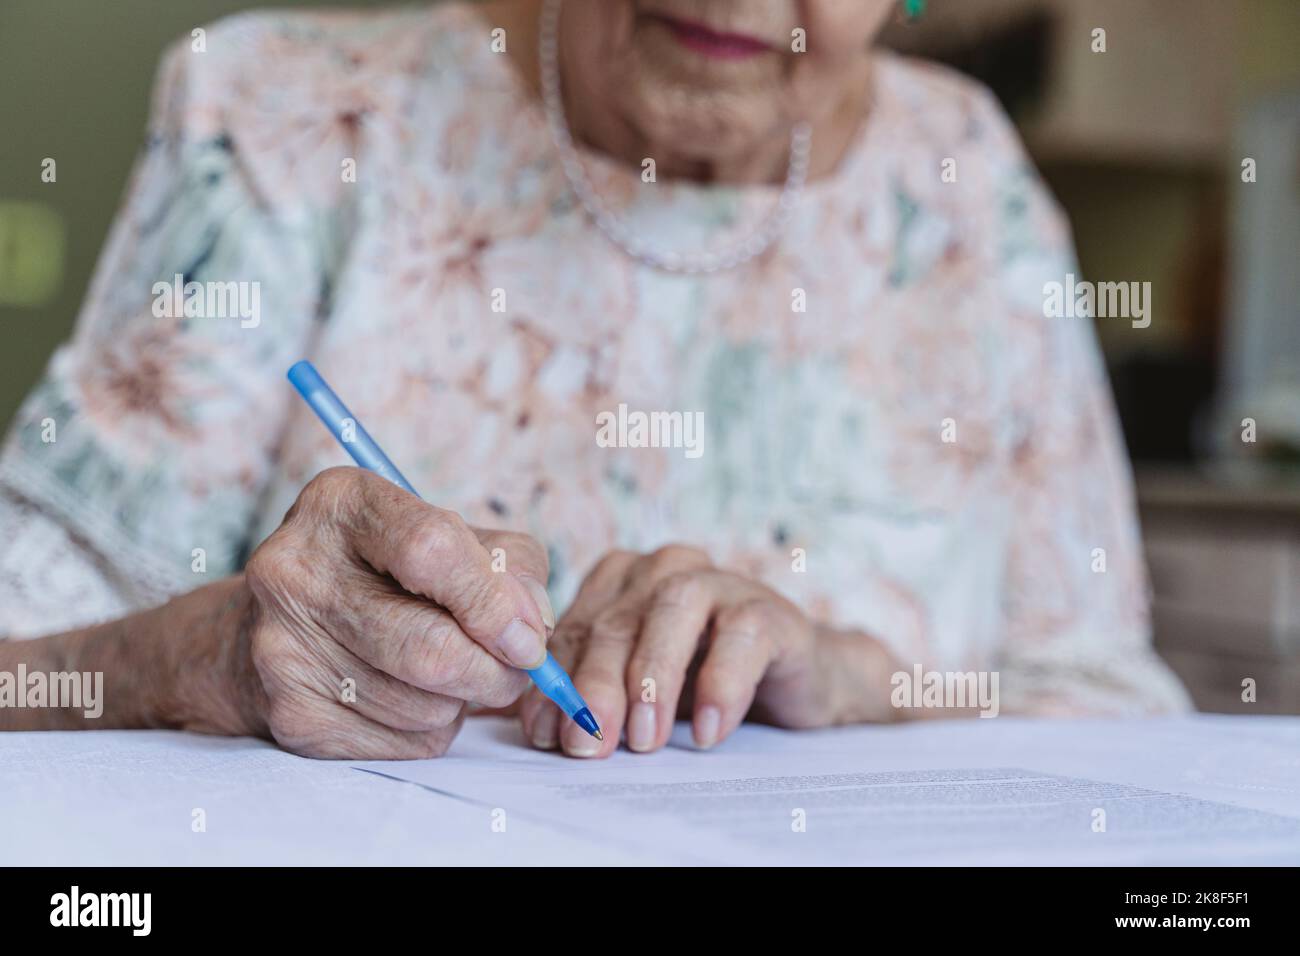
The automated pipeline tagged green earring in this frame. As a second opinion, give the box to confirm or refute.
[903,0,926,21]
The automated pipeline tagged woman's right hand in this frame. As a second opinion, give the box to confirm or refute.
[239,467,555,759]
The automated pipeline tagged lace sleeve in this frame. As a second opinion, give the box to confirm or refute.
[0,491,139,640]
[0,26,326,613]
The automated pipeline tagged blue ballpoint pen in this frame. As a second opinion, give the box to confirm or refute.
[287,360,603,741]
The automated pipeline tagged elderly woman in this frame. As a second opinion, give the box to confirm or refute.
[0,0,1188,759]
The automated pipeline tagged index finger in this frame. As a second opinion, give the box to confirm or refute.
[322,468,550,669]
[475,528,555,634]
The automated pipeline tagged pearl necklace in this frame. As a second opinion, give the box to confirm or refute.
[538,0,812,274]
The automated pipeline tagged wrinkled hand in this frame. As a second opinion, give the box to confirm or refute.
[519,545,838,758]
[241,467,555,759]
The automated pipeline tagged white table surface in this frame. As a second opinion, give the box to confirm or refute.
[3,714,1298,865]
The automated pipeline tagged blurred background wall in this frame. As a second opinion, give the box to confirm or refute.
[1,0,1298,710]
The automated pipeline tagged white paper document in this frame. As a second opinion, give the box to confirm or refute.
[353,717,1300,868]
[357,715,1300,865]
[4,715,1299,865]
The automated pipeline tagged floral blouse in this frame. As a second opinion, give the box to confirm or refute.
[0,3,1189,714]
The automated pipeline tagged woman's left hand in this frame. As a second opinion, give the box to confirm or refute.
[519,545,847,758]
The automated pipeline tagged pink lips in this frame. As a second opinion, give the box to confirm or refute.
[652,14,774,60]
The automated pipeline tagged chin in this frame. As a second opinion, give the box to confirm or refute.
[622,52,790,163]
[632,85,781,164]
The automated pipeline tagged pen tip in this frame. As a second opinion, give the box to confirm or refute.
[573,706,602,740]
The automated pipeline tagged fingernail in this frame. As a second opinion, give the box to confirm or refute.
[519,576,556,635]
[694,706,721,749]
[497,618,546,669]
[531,705,560,750]
[628,702,657,752]
[564,716,602,757]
